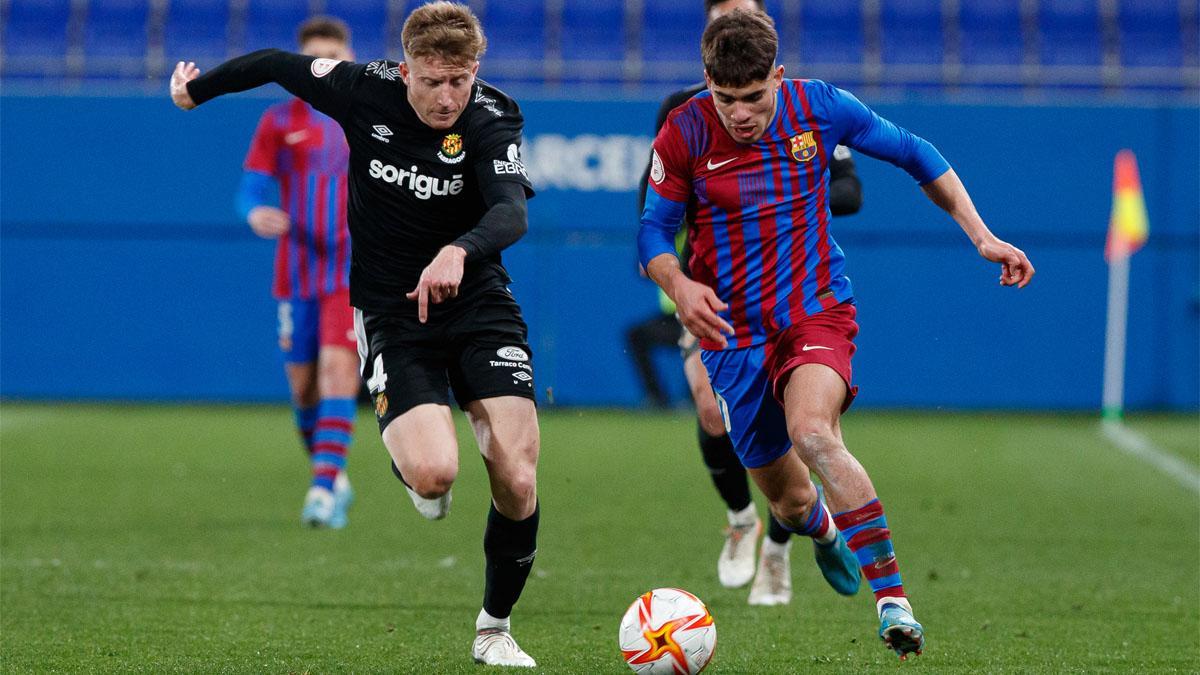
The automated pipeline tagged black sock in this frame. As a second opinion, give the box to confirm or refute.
[767,512,792,544]
[698,424,752,512]
[482,502,539,620]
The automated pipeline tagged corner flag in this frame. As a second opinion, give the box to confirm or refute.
[1102,149,1149,421]
[1104,149,1149,262]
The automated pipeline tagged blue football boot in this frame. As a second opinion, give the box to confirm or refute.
[811,484,861,595]
[329,472,354,530]
[879,600,925,660]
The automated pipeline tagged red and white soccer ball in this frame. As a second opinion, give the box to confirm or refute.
[619,588,716,674]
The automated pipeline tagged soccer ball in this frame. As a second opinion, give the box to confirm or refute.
[618,588,716,674]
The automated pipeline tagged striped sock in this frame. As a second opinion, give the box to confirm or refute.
[777,497,835,544]
[833,499,906,604]
[294,405,319,454]
[310,398,355,492]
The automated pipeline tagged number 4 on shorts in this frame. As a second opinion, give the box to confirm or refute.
[367,354,388,394]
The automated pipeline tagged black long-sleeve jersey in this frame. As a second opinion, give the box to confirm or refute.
[637,83,863,269]
[188,50,534,314]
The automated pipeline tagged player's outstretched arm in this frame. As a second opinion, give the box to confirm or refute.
[922,169,1035,288]
[169,49,356,121]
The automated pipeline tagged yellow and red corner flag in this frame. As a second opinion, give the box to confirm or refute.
[1104,149,1149,262]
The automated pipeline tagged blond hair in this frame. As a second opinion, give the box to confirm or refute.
[401,2,487,66]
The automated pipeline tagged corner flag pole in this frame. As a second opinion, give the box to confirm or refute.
[1101,149,1149,422]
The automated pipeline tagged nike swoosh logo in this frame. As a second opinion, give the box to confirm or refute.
[874,556,896,570]
[284,130,309,145]
[802,344,834,351]
[706,157,736,170]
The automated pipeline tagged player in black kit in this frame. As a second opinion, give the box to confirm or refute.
[171,2,540,667]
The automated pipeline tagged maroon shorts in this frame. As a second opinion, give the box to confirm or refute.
[764,302,860,412]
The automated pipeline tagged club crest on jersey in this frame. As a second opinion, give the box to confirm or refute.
[790,131,818,163]
[438,133,465,164]
[374,392,388,417]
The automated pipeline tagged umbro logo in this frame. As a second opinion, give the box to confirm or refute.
[371,125,393,143]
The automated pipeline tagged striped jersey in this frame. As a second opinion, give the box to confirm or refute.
[245,98,351,300]
[639,79,949,351]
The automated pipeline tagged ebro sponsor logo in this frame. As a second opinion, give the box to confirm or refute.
[368,159,463,200]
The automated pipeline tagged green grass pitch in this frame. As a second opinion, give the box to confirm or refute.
[2,404,1197,673]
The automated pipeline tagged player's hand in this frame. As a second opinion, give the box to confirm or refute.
[671,276,733,349]
[170,61,200,110]
[247,206,290,238]
[977,236,1035,288]
[406,245,467,323]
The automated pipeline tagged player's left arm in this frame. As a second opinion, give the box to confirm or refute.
[406,101,535,323]
[920,169,1034,287]
[823,82,1034,288]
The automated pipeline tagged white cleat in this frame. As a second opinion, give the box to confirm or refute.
[718,507,761,588]
[472,628,536,667]
[405,485,451,520]
[300,486,335,528]
[748,537,792,606]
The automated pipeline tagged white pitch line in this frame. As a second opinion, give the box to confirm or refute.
[1101,421,1200,494]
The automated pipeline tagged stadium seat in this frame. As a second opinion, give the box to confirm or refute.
[82,0,149,60]
[3,0,72,63]
[879,0,944,66]
[561,0,626,65]
[244,0,311,53]
[480,0,545,62]
[1119,0,1184,68]
[959,0,1024,66]
[164,0,230,64]
[800,1,863,66]
[1037,0,1103,66]
[324,0,391,62]
[641,0,705,64]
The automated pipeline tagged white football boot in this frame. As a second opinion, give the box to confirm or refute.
[718,505,761,588]
[472,629,536,667]
[748,537,793,606]
[405,484,451,520]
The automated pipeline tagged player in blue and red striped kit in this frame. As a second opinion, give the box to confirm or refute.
[639,10,1034,659]
[238,17,359,529]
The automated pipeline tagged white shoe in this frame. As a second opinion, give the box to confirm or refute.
[718,506,761,588]
[748,537,792,606]
[405,484,451,520]
[300,486,335,528]
[472,628,536,667]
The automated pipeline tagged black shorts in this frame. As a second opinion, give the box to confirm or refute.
[354,287,536,433]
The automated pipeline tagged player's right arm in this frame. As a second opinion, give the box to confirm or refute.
[638,121,732,348]
[236,110,289,238]
[170,50,361,121]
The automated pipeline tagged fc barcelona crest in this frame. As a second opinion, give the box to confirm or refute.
[438,133,465,164]
[789,131,818,163]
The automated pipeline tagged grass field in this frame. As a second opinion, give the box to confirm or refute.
[2,404,1197,673]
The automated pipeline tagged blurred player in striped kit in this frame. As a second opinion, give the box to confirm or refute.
[639,9,1034,659]
[237,17,358,529]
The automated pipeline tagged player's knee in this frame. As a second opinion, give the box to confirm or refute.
[503,468,537,506]
[788,420,838,462]
[406,460,457,498]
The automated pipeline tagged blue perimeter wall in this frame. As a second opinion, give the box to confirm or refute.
[2,93,1197,410]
